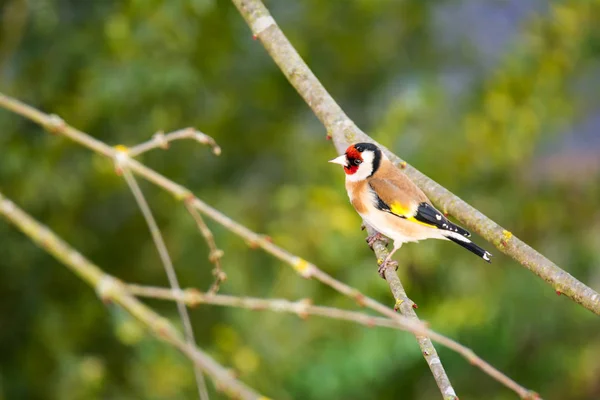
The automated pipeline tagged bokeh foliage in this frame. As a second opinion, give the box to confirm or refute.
[1,0,599,399]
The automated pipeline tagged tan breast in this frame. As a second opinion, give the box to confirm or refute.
[345,176,443,243]
[346,179,370,214]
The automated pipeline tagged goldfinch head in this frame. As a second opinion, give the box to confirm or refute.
[329,142,382,181]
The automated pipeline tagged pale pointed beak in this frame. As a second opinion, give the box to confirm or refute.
[328,154,347,166]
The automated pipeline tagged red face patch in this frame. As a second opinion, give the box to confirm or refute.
[343,145,363,175]
[344,164,359,175]
[345,145,362,160]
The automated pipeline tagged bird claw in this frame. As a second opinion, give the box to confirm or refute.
[366,232,388,249]
[378,259,398,279]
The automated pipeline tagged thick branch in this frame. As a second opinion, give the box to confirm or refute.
[230,0,600,316]
[0,191,264,400]
[0,92,539,398]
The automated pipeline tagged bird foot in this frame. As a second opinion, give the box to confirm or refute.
[378,258,398,279]
[366,232,388,249]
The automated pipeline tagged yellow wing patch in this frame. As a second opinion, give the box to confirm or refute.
[390,202,411,216]
[390,202,436,228]
[406,216,437,228]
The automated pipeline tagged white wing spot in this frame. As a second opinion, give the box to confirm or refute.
[435,214,442,220]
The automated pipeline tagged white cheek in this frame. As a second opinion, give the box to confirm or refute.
[346,165,372,182]
[345,151,374,182]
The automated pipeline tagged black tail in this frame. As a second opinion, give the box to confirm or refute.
[446,236,492,263]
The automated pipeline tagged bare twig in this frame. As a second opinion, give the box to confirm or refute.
[129,128,227,294]
[129,282,539,399]
[118,163,210,400]
[0,92,540,399]
[229,0,600,317]
[184,200,226,294]
[127,284,408,330]
[369,226,456,399]
[0,191,265,400]
[128,128,221,157]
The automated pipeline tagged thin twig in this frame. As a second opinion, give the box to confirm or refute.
[229,0,600,316]
[368,227,456,399]
[184,200,226,294]
[128,128,221,157]
[119,164,210,400]
[129,128,226,293]
[0,191,264,400]
[0,93,540,399]
[129,282,539,399]
[127,284,408,330]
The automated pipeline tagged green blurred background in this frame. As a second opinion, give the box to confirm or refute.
[1,0,599,399]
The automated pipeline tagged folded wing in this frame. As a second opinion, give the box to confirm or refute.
[368,177,470,237]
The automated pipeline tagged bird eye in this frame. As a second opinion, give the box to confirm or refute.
[354,159,362,166]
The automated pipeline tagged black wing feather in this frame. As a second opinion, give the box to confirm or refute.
[413,203,471,237]
[371,191,471,238]
[374,195,391,213]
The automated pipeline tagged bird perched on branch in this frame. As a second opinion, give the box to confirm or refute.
[329,142,492,278]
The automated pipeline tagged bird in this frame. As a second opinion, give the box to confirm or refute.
[329,142,492,278]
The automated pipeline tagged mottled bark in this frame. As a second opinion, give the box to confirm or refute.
[231,0,600,317]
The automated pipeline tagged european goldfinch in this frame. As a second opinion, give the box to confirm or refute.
[329,142,492,277]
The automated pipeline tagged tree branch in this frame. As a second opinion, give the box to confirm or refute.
[0,92,540,399]
[184,200,226,294]
[229,0,600,316]
[0,191,264,400]
[368,227,456,399]
[126,130,227,294]
[127,284,406,330]
[127,127,221,157]
[128,284,538,399]
[118,164,210,400]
